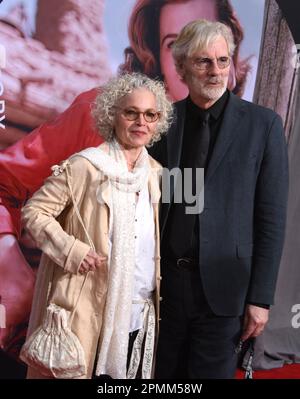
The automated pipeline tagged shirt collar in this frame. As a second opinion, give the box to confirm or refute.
[187,89,229,121]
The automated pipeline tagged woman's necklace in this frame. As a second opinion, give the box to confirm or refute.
[127,160,137,172]
[127,160,136,167]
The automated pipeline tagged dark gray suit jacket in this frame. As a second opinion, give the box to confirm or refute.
[149,92,289,316]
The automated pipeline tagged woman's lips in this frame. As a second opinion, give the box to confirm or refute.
[131,130,147,136]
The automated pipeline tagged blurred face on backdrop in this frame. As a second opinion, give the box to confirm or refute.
[177,35,230,108]
[159,0,235,101]
[159,0,218,101]
[114,88,160,149]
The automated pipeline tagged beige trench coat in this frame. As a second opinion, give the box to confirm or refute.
[21,148,162,379]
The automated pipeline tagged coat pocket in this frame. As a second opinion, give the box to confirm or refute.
[236,243,253,258]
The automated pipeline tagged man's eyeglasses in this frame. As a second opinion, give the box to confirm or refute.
[191,56,231,71]
[115,107,161,123]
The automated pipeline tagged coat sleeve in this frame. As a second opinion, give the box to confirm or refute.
[247,113,289,305]
[21,161,91,275]
[0,88,102,238]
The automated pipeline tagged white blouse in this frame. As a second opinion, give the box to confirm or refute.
[108,183,156,332]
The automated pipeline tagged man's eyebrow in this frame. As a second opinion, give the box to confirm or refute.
[193,55,230,59]
[161,33,178,47]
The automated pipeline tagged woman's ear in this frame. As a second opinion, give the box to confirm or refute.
[227,62,237,91]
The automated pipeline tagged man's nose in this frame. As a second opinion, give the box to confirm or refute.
[208,59,221,75]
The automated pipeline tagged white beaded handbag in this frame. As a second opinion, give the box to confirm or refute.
[20,163,95,378]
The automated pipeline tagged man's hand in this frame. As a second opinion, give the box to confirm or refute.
[241,304,269,341]
[0,234,35,350]
[78,249,107,274]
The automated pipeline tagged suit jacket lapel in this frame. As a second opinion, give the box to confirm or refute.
[167,99,186,171]
[161,93,246,237]
[205,92,246,184]
[161,98,186,235]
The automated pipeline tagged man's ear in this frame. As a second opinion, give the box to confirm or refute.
[175,62,186,83]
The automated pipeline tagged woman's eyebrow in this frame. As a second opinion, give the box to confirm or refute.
[161,33,177,47]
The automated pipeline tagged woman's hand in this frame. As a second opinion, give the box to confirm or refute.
[78,249,107,274]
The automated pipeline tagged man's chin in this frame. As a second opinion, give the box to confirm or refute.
[201,86,226,101]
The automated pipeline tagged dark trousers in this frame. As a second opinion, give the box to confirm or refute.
[155,260,242,379]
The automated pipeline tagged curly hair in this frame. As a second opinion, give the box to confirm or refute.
[92,73,174,146]
[119,0,251,97]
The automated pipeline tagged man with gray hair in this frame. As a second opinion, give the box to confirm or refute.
[149,19,288,378]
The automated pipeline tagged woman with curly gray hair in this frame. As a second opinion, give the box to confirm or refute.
[20,73,173,379]
[93,73,173,146]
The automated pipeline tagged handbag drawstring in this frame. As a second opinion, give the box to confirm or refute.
[65,163,96,326]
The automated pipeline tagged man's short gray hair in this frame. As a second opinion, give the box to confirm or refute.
[172,19,236,68]
[92,73,173,146]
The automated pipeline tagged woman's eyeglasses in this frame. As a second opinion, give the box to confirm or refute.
[116,107,161,123]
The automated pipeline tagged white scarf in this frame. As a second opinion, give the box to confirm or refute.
[73,139,150,378]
